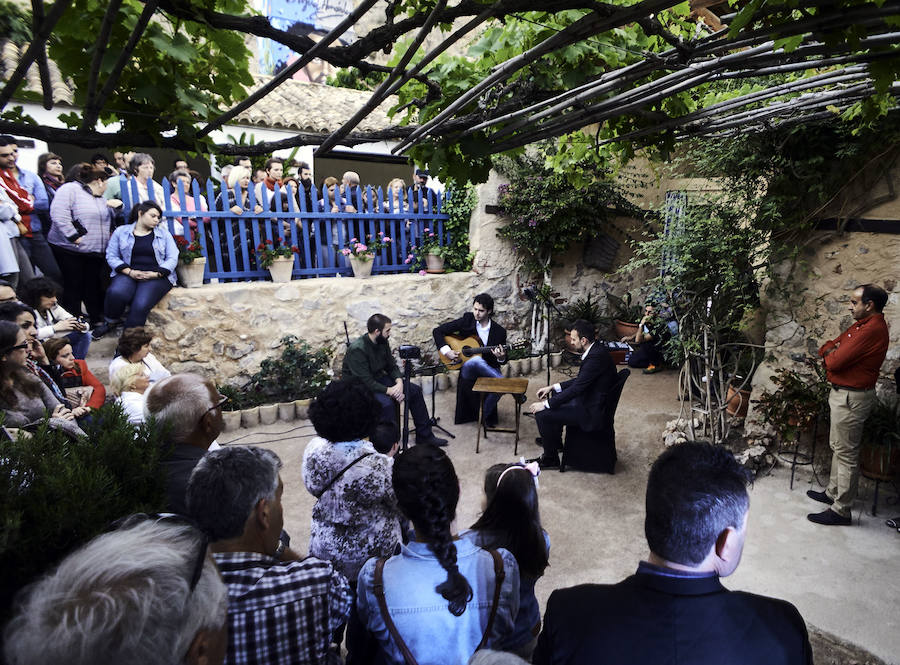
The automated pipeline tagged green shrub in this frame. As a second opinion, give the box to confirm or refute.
[0,403,168,617]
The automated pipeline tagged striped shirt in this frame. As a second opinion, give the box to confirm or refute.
[215,551,351,665]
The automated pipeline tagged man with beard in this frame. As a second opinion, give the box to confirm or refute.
[342,313,447,447]
[528,318,617,469]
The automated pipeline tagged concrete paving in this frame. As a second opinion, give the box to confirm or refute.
[216,368,898,664]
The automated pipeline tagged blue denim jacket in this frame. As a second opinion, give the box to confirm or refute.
[357,538,519,665]
[106,223,178,285]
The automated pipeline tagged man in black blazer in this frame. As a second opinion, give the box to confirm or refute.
[433,293,507,425]
[533,441,813,665]
[528,318,616,468]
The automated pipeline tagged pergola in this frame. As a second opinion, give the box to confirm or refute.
[1,0,898,160]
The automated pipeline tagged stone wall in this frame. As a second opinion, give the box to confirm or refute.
[149,168,649,386]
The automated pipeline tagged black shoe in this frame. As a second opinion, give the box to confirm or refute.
[418,434,448,447]
[807,509,851,526]
[806,489,833,505]
[528,454,560,470]
[90,322,110,340]
[515,393,528,405]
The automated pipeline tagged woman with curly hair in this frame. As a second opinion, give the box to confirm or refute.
[357,445,520,665]
[107,326,170,385]
[0,320,85,437]
[109,362,150,424]
[465,462,550,660]
[302,378,402,665]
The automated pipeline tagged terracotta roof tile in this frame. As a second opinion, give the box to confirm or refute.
[1,40,74,105]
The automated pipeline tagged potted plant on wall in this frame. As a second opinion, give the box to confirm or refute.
[175,237,206,288]
[256,239,298,283]
[413,228,447,273]
[342,233,392,278]
[606,291,644,339]
[860,395,900,481]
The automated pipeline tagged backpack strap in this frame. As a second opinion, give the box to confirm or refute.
[313,452,374,499]
[373,557,419,665]
[476,549,505,651]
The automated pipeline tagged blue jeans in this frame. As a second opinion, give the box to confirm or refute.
[461,356,502,421]
[65,330,92,359]
[20,230,63,283]
[104,274,172,328]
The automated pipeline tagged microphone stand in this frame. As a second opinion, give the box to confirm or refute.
[417,363,454,439]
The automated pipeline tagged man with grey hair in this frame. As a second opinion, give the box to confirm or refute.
[3,517,228,665]
[187,446,351,664]
[145,373,226,515]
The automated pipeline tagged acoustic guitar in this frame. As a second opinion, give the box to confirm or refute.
[439,335,528,371]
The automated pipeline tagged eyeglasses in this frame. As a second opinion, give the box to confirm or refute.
[1,342,29,354]
[202,394,229,417]
[108,513,208,591]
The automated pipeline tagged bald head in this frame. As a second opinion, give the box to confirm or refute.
[144,373,223,446]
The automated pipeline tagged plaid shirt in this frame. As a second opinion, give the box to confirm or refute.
[215,551,351,665]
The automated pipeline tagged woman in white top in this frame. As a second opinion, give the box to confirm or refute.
[109,362,150,424]
[18,276,91,358]
[108,326,170,385]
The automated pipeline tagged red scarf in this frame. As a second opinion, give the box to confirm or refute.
[264,176,282,191]
[0,168,32,235]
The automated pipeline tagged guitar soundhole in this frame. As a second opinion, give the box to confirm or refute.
[462,347,474,356]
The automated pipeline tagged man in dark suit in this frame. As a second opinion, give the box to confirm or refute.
[528,318,616,469]
[433,293,508,425]
[533,441,813,665]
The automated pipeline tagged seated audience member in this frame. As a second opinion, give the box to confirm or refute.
[187,446,352,665]
[216,165,263,215]
[0,320,85,437]
[102,202,177,332]
[357,445,519,665]
[533,441,813,665]
[3,518,228,665]
[303,379,403,663]
[110,363,150,424]
[105,152,164,203]
[18,277,91,359]
[42,337,105,412]
[622,301,670,374]
[167,169,208,238]
[0,301,68,402]
[0,279,19,302]
[109,326,171,384]
[465,462,549,660]
[369,420,400,456]
[144,373,225,515]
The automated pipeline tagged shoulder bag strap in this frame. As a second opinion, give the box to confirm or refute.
[374,557,420,665]
[475,549,505,651]
[314,451,374,499]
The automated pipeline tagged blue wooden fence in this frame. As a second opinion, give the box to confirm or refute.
[118,176,451,283]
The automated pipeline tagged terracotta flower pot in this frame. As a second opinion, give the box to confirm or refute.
[725,384,751,418]
[176,257,206,288]
[425,252,445,273]
[860,443,900,481]
[614,320,639,340]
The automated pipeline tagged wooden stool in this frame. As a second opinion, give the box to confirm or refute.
[472,377,529,454]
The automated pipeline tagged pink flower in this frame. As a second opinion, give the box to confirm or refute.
[356,244,367,252]
[383,237,391,242]
[341,248,351,255]
[350,237,358,243]
[423,227,430,232]
[404,258,411,264]
[419,270,427,276]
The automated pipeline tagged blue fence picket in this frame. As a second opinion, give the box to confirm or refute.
[115,176,451,284]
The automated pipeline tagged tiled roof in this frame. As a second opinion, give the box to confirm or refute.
[233,75,401,134]
[1,41,402,134]
[1,40,74,105]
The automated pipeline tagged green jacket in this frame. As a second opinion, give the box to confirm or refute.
[342,334,402,394]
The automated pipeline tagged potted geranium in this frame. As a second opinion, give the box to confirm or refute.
[175,236,206,288]
[860,395,900,481]
[342,233,392,278]
[256,239,298,283]
[411,227,447,273]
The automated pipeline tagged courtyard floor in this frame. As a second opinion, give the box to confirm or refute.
[206,367,896,663]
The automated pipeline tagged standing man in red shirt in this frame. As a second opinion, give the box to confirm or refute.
[807,284,890,526]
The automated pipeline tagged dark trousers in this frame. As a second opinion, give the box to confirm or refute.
[536,402,582,457]
[20,230,63,283]
[374,375,433,437]
[627,341,664,369]
[51,247,108,324]
[104,273,172,328]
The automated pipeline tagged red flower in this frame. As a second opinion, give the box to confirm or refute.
[175,236,188,247]
[265,239,273,245]
[291,245,300,253]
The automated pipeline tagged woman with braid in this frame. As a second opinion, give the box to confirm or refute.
[357,445,520,665]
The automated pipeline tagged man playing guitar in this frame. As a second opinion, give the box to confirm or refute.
[433,293,508,426]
